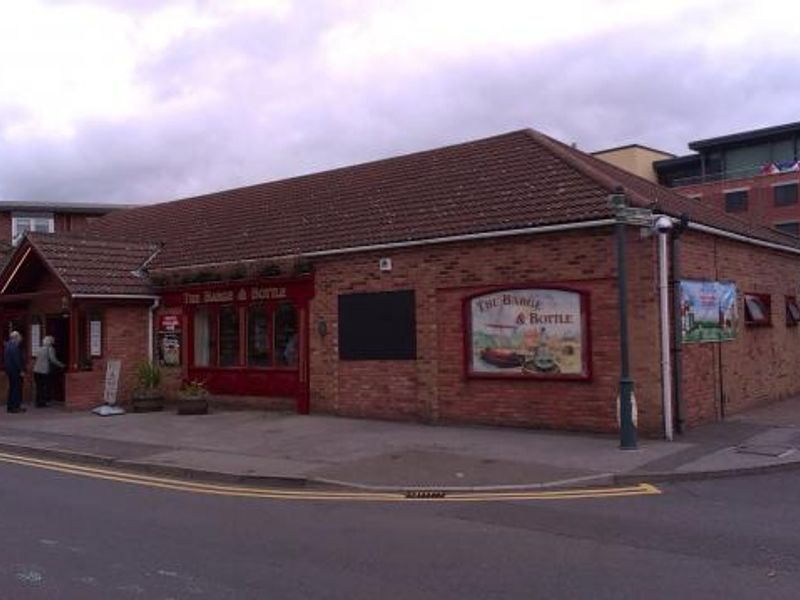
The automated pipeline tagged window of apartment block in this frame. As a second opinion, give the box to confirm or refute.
[724,190,748,213]
[773,183,799,207]
[338,290,416,360]
[786,296,800,327]
[11,213,54,245]
[725,144,770,175]
[744,293,771,326]
[774,221,800,236]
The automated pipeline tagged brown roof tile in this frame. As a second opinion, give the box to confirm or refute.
[26,232,159,296]
[77,128,800,273]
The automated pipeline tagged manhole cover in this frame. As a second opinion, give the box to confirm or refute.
[734,444,796,458]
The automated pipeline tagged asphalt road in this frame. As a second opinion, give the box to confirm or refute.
[1,460,799,599]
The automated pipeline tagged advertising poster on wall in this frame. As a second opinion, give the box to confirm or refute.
[468,288,588,378]
[158,314,182,367]
[680,280,737,343]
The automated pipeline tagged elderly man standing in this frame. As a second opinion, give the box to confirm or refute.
[5,331,26,413]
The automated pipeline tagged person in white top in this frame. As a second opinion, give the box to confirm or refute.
[33,335,65,407]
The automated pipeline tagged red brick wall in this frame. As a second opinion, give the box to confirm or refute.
[309,227,665,434]
[678,171,800,230]
[679,231,800,425]
[66,304,150,410]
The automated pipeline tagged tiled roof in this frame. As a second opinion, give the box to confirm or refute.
[532,132,800,247]
[26,232,159,296]
[71,128,800,272]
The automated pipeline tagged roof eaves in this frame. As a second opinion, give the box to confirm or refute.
[689,121,800,150]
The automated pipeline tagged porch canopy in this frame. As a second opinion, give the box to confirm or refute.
[0,232,159,371]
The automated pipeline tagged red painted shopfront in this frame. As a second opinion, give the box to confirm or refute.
[160,276,314,413]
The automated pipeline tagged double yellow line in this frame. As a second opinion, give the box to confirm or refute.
[0,451,660,503]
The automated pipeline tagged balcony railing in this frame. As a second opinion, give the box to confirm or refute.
[670,161,800,188]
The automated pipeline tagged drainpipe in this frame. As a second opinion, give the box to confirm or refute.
[671,215,689,434]
[148,298,160,362]
[654,216,674,441]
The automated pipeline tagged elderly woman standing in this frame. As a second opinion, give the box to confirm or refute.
[33,336,65,408]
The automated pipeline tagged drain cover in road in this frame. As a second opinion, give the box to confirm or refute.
[734,444,796,458]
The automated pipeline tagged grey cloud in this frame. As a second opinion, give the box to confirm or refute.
[2,4,800,204]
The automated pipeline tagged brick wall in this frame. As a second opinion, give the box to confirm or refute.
[679,230,800,425]
[65,304,150,410]
[678,171,800,231]
[309,227,665,434]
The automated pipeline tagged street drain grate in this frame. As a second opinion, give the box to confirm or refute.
[405,490,447,499]
[734,444,796,458]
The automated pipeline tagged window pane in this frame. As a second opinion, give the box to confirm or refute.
[219,306,240,367]
[274,302,298,367]
[193,309,212,366]
[772,139,795,163]
[774,221,800,236]
[724,190,748,213]
[745,296,765,322]
[247,304,270,366]
[726,144,769,174]
[32,218,51,232]
[14,218,30,234]
[774,184,798,207]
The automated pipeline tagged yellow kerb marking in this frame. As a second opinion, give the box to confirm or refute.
[0,451,661,503]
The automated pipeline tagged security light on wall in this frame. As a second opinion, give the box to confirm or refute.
[379,258,392,272]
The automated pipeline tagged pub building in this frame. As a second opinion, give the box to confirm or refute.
[2,128,800,437]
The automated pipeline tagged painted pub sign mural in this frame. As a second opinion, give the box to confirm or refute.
[467,288,589,379]
[679,280,737,343]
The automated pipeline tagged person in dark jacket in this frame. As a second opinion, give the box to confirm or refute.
[33,335,65,407]
[5,331,25,413]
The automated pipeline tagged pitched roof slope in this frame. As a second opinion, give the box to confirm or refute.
[26,232,158,296]
[530,131,800,248]
[84,130,619,269]
[83,128,800,271]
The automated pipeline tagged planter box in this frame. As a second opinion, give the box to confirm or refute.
[132,392,165,413]
[177,394,209,415]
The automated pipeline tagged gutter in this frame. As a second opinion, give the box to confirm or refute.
[148,298,160,362]
[688,222,800,256]
[71,293,160,300]
[153,218,619,272]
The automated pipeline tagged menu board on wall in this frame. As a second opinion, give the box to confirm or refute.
[680,280,738,343]
[467,288,588,379]
[158,314,182,367]
[90,320,102,356]
[30,323,41,356]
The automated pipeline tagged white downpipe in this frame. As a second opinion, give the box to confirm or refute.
[658,230,674,441]
[147,298,160,362]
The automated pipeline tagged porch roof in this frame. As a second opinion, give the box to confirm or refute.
[19,232,159,297]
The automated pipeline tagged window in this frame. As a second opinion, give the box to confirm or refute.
[744,293,771,326]
[724,190,748,213]
[247,304,270,366]
[786,297,800,327]
[338,290,416,360]
[11,213,54,245]
[774,222,800,236]
[774,183,798,207]
[218,305,240,367]
[193,309,214,366]
[274,302,298,367]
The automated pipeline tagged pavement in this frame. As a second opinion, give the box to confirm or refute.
[1,397,800,491]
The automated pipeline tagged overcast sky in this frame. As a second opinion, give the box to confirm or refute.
[1,0,799,204]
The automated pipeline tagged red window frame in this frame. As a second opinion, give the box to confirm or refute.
[189,301,299,370]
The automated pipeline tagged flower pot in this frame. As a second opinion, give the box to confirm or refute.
[177,394,209,415]
[132,390,165,413]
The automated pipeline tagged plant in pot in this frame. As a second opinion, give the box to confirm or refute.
[131,360,164,412]
[177,378,210,415]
